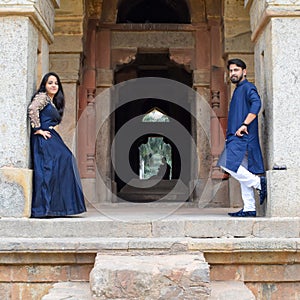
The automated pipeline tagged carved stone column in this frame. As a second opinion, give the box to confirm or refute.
[210,90,224,179]
[246,0,300,217]
[0,0,59,217]
[94,29,114,204]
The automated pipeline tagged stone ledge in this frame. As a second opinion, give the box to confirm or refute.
[1,214,299,238]
[0,237,299,255]
[247,0,300,42]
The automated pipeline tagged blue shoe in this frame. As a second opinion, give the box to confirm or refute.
[228,209,243,216]
[259,176,267,205]
[228,209,256,217]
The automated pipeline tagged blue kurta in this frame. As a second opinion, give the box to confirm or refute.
[217,79,265,174]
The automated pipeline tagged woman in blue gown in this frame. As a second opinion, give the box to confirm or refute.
[28,72,86,218]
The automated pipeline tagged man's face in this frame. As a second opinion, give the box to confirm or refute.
[229,64,246,84]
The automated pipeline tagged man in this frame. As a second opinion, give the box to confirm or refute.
[218,58,267,217]
[157,157,171,180]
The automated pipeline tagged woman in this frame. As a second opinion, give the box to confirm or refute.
[28,72,86,217]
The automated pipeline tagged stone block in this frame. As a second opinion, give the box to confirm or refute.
[0,17,36,168]
[185,219,253,238]
[0,167,32,217]
[210,281,255,300]
[253,219,299,238]
[90,252,210,299]
[266,169,300,217]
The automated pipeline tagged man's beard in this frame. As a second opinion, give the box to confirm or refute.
[230,74,244,84]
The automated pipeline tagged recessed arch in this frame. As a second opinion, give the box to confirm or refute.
[117,0,191,24]
[142,107,170,123]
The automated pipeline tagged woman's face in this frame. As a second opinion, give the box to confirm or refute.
[45,75,59,98]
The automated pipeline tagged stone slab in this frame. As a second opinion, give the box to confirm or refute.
[90,252,210,299]
[0,167,32,217]
[0,207,299,238]
[266,169,300,217]
[0,237,299,255]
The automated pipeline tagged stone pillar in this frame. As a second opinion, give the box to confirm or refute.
[0,0,59,217]
[95,29,114,204]
[246,0,300,217]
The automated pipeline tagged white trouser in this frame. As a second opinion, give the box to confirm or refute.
[221,156,261,211]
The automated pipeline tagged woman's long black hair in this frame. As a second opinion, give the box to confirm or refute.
[31,72,65,118]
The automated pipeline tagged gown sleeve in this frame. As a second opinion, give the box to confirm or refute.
[28,93,49,130]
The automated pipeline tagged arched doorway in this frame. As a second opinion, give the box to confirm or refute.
[79,0,230,206]
[114,51,194,201]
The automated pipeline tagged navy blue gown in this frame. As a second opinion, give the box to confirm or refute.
[29,93,86,217]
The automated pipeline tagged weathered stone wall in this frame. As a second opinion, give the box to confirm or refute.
[0,0,59,217]
[247,0,300,216]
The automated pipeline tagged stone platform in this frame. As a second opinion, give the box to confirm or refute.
[0,205,299,239]
[0,206,300,299]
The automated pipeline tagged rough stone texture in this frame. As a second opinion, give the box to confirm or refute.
[253,7,300,165]
[0,17,37,169]
[90,252,210,299]
[0,167,32,217]
[269,18,300,169]
[0,18,35,219]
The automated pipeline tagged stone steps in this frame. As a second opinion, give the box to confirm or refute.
[42,281,255,300]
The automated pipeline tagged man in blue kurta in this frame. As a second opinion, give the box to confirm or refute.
[218,58,267,217]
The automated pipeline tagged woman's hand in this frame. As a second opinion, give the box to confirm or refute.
[34,129,51,140]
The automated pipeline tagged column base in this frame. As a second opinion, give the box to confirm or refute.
[266,169,300,217]
[0,167,32,217]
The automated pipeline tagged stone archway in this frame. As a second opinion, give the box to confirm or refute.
[78,0,233,206]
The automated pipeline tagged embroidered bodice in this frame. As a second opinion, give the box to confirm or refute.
[28,92,61,130]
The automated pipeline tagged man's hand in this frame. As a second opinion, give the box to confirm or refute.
[34,129,51,140]
[235,125,248,137]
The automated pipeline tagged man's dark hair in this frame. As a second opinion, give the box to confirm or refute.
[227,58,247,70]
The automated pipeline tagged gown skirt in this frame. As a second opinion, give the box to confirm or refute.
[31,128,86,218]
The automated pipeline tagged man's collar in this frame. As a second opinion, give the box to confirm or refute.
[236,78,248,87]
